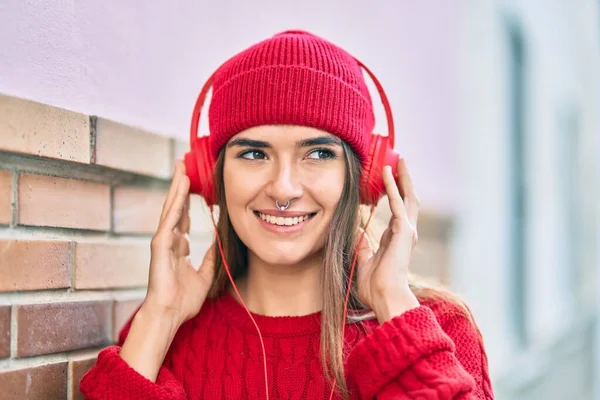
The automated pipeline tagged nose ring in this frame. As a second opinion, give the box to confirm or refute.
[275,200,290,211]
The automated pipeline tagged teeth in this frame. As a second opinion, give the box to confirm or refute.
[258,213,312,226]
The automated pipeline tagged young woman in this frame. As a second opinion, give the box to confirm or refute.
[80,30,494,399]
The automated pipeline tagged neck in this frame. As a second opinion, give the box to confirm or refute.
[234,251,323,317]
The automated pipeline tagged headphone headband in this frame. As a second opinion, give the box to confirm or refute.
[354,59,395,148]
[189,71,216,149]
[189,58,395,150]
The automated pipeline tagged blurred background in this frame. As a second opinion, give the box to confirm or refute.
[0,1,598,399]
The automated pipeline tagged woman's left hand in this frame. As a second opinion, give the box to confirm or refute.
[356,158,421,323]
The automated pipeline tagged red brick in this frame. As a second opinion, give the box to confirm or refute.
[0,169,11,224]
[0,239,71,292]
[16,301,111,357]
[0,306,10,359]
[95,118,172,178]
[113,298,143,342]
[113,186,213,235]
[0,362,67,399]
[113,186,166,234]
[18,173,110,230]
[74,241,149,289]
[70,357,97,400]
[0,94,90,163]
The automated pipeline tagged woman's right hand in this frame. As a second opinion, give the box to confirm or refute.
[119,161,216,381]
[143,160,216,326]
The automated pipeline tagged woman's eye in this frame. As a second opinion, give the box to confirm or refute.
[240,150,267,160]
[306,149,335,160]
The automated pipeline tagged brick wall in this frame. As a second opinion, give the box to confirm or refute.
[0,94,213,399]
[0,94,452,399]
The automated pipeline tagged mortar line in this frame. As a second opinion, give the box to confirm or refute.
[10,167,18,227]
[10,304,17,359]
[89,115,97,164]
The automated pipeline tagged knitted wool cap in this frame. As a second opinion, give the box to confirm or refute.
[207,30,375,164]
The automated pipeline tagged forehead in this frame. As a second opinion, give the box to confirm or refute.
[229,125,339,144]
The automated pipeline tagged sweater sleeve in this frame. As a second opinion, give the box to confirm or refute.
[346,305,494,400]
[79,310,187,400]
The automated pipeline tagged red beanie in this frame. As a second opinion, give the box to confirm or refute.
[207,30,375,164]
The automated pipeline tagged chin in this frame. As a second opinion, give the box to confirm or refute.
[249,242,321,266]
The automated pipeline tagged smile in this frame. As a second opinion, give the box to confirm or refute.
[254,212,316,226]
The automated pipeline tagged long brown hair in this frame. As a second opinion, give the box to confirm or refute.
[207,140,470,398]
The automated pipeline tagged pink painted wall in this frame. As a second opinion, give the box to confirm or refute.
[0,0,461,212]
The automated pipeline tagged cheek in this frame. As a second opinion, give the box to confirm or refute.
[222,165,257,241]
[223,164,257,205]
[306,168,346,210]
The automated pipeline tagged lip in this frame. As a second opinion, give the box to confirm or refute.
[253,210,317,235]
[255,209,315,218]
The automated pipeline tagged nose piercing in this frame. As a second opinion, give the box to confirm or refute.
[275,199,290,211]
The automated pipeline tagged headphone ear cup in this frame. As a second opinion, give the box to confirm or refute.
[360,134,399,206]
[360,134,380,205]
[184,137,216,206]
[184,149,201,194]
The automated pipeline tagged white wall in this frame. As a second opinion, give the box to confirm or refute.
[0,0,463,213]
[453,0,600,381]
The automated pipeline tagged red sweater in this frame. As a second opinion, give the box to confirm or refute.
[80,291,494,399]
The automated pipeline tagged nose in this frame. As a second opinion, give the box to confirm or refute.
[264,160,303,206]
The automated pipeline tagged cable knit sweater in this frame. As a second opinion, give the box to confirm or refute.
[80,291,494,399]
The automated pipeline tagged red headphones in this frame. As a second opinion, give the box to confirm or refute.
[184,58,399,207]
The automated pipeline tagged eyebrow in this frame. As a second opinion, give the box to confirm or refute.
[227,136,342,149]
[227,138,270,148]
[298,136,342,147]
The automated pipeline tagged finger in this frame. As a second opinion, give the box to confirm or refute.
[196,243,216,284]
[174,232,191,258]
[160,162,182,221]
[160,175,191,232]
[356,228,374,268]
[160,161,185,221]
[385,228,415,267]
[383,165,408,224]
[370,228,390,267]
[177,194,191,234]
[380,225,394,247]
[397,159,419,228]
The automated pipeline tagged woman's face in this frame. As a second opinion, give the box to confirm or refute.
[223,125,346,266]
